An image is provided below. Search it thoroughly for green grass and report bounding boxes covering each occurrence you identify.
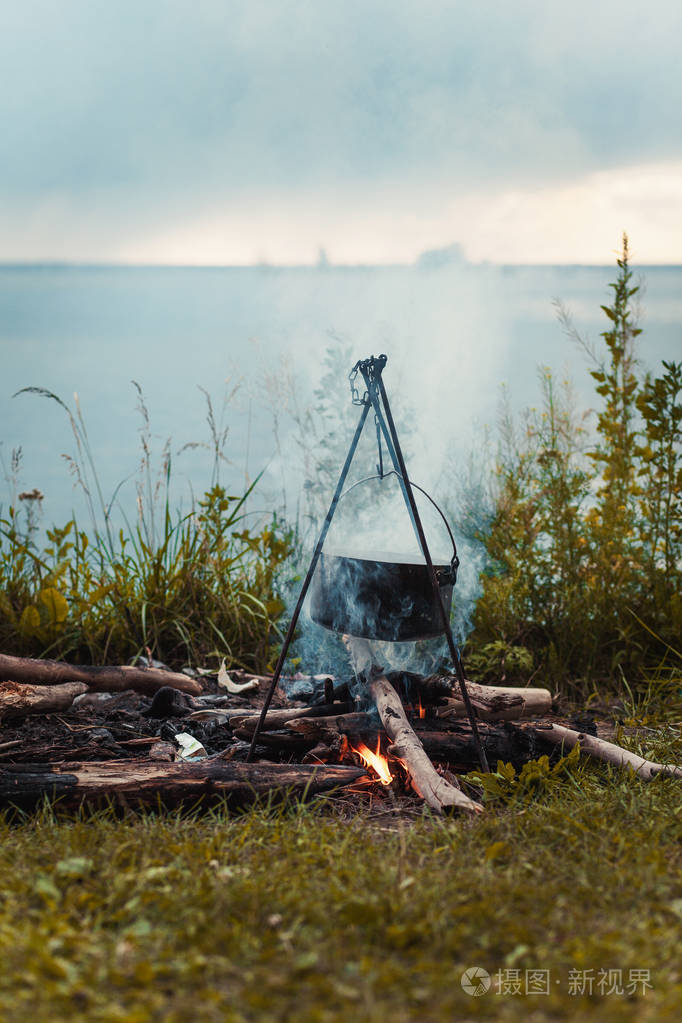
[1,740,680,1022]
[1,385,295,672]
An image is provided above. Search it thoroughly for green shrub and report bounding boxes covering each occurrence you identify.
[468,236,682,689]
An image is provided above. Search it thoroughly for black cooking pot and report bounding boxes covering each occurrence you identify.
[309,473,459,642]
[309,548,456,642]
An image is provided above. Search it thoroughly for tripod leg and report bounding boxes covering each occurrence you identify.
[247,400,371,760]
[375,376,490,773]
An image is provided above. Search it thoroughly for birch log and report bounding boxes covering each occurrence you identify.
[535,723,682,781]
[370,676,483,815]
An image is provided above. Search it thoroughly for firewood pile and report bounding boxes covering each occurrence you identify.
[0,651,679,815]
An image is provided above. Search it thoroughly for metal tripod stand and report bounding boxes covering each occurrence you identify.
[247,354,489,773]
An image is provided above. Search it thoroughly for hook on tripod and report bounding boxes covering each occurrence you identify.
[348,354,388,406]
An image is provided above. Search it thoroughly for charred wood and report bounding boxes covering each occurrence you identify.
[384,670,453,704]
[377,669,551,721]
[0,759,366,812]
[0,653,202,696]
[232,728,312,748]
[303,734,349,765]
[229,702,353,732]
[417,722,534,771]
[286,711,377,740]
[383,671,552,721]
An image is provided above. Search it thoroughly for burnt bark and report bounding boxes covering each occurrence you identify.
[229,702,353,732]
[0,759,366,812]
[416,722,533,771]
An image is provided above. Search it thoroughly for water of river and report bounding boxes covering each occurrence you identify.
[1,262,680,532]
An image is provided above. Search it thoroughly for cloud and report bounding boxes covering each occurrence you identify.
[120,158,682,265]
[3,159,680,265]
[1,1,681,262]
[460,162,682,264]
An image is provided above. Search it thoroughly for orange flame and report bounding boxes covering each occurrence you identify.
[418,694,425,719]
[352,738,393,786]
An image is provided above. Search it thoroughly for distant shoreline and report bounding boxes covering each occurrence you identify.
[1,261,681,272]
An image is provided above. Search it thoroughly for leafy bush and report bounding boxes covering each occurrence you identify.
[466,745,582,805]
[468,236,682,688]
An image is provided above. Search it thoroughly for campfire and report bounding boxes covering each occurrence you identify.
[1,354,680,812]
[1,648,679,814]
[244,353,499,813]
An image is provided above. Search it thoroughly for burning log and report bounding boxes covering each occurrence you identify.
[534,723,682,781]
[0,680,88,720]
[0,653,202,696]
[303,732,349,765]
[286,714,529,772]
[239,710,528,776]
[369,676,483,815]
[235,713,372,764]
[0,759,366,812]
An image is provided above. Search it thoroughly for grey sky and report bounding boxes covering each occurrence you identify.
[2,1,681,263]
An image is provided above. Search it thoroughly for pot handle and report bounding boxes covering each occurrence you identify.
[339,471,460,585]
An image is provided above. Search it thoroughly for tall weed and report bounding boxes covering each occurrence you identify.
[0,386,293,670]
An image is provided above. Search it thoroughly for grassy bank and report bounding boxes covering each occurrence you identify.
[1,384,294,672]
[1,725,680,1023]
